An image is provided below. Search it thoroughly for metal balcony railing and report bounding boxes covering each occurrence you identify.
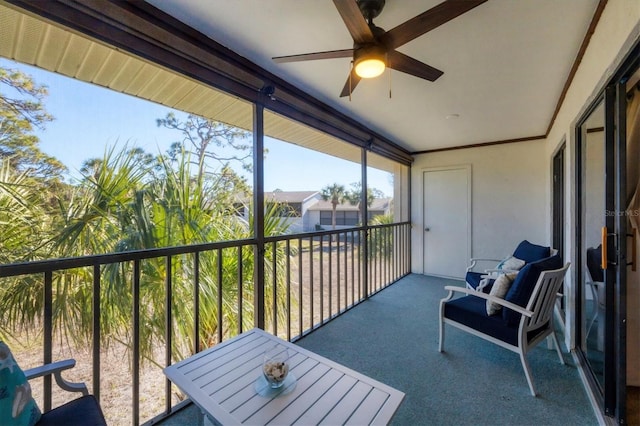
[0,222,410,425]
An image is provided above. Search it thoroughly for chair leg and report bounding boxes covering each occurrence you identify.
[438,305,445,352]
[550,331,565,365]
[586,283,599,337]
[548,298,565,350]
[519,350,537,396]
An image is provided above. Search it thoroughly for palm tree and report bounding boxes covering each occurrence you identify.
[320,183,346,232]
[0,145,292,362]
[0,159,53,340]
[344,182,385,225]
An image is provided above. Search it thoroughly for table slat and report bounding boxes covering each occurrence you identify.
[293,374,359,425]
[239,361,331,423]
[344,387,389,425]
[264,368,344,425]
[164,328,404,425]
[319,381,373,425]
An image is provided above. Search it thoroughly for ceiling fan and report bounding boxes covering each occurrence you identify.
[272,0,488,97]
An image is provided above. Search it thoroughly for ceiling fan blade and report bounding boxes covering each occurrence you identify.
[333,0,375,44]
[273,49,353,63]
[380,0,488,49]
[339,69,362,97]
[387,50,443,82]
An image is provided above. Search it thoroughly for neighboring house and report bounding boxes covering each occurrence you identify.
[234,191,392,232]
[307,197,392,230]
[264,191,321,233]
[367,198,392,222]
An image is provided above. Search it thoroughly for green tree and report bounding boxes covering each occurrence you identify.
[369,213,394,259]
[157,112,253,183]
[0,142,292,360]
[0,66,65,180]
[320,183,346,231]
[344,182,384,225]
[0,159,49,263]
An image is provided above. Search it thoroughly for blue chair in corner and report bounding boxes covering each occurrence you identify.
[25,359,107,426]
[465,240,553,292]
[440,254,570,396]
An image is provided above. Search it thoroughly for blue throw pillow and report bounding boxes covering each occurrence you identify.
[512,240,551,263]
[503,254,562,326]
[0,342,41,426]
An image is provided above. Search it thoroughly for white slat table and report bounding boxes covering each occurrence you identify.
[164,328,404,425]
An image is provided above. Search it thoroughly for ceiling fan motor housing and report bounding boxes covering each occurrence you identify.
[357,0,386,22]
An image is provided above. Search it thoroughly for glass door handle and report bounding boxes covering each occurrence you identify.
[601,227,608,269]
[629,228,637,272]
[601,226,620,269]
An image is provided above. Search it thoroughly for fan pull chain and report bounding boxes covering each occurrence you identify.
[387,53,392,99]
[349,61,353,102]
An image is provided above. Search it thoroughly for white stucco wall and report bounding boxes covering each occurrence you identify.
[411,140,548,274]
[541,0,640,379]
[410,0,640,386]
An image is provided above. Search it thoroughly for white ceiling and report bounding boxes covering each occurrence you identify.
[147,0,600,153]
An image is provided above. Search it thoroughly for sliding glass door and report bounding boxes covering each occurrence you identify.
[576,96,608,391]
[575,78,631,423]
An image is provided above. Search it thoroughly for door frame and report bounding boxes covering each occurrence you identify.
[421,165,472,277]
[552,141,566,331]
[573,40,639,423]
[552,141,566,262]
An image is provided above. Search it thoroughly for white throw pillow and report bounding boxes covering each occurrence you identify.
[496,256,525,271]
[486,273,518,315]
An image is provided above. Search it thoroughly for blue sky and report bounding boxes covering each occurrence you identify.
[1,59,392,196]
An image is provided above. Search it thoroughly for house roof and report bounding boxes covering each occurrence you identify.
[369,198,391,211]
[264,191,319,203]
[308,197,391,212]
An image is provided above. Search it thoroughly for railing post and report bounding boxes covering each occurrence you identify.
[272,242,278,336]
[285,240,291,341]
[165,255,172,414]
[194,252,200,353]
[361,147,369,298]
[43,271,52,412]
[237,247,243,335]
[253,102,265,330]
[132,260,140,426]
[217,249,223,343]
[92,264,101,401]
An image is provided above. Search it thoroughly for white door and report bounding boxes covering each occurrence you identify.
[423,167,470,278]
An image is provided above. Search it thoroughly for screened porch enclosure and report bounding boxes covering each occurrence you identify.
[0,1,413,424]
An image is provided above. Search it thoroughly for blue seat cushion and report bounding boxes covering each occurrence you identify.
[37,395,106,426]
[465,271,493,293]
[503,254,563,326]
[512,240,551,263]
[444,295,547,346]
[586,245,604,282]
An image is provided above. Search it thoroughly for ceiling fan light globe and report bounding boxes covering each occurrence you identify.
[355,57,385,78]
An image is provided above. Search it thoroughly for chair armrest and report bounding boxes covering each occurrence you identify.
[442,285,533,317]
[483,268,520,275]
[466,258,502,272]
[470,258,502,263]
[24,359,89,396]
